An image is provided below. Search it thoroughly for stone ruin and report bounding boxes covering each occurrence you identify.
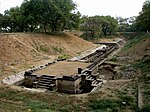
[2,39,124,94]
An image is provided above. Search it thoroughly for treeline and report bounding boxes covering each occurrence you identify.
[0,0,149,35]
[0,0,81,32]
[80,15,118,37]
[117,0,150,33]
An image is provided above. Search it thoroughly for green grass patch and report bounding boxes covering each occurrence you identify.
[59,104,81,112]
[133,59,150,74]
[0,89,29,102]
[90,96,137,112]
[90,99,122,112]
[57,54,70,61]
[119,95,134,106]
[133,58,150,105]
[40,45,49,52]
[26,100,51,112]
[52,46,64,53]
[122,33,148,51]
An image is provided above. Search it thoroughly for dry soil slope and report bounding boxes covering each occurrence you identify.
[0,32,95,66]
[118,34,150,62]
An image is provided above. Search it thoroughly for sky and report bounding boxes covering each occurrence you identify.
[0,0,146,18]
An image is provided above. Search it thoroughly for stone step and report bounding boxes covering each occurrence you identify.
[40,78,53,81]
[39,80,52,84]
[38,83,50,87]
[92,80,97,84]
[37,85,50,89]
[42,75,55,78]
[86,76,94,80]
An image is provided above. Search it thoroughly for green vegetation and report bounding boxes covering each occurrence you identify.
[26,100,51,112]
[109,55,117,62]
[117,1,150,32]
[0,0,80,32]
[40,45,49,52]
[0,87,85,112]
[80,15,118,38]
[0,0,149,34]
[90,99,121,112]
[135,0,150,32]
[141,104,150,112]
[133,59,150,73]
[57,54,70,61]
[52,46,64,53]
[133,59,150,106]
[122,33,148,51]
[90,96,136,112]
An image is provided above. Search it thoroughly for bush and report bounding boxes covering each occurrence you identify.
[40,45,49,52]
[109,56,117,62]
[57,54,70,61]
[52,46,64,53]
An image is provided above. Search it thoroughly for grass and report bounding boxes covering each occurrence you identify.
[89,95,136,112]
[140,104,150,112]
[132,59,150,108]
[89,82,138,112]
[122,33,148,51]
[57,54,70,61]
[133,59,150,73]
[0,87,86,112]
[40,45,49,52]
[52,46,64,53]
[26,100,51,112]
[90,99,122,112]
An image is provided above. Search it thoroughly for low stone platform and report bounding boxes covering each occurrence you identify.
[35,61,90,76]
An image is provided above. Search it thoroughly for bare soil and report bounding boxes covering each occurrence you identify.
[118,37,150,62]
[0,32,95,79]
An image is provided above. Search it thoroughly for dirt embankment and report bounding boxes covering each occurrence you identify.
[0,32,95,78]
[117,34,150,62]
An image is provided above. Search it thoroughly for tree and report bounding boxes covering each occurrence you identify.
[1,11,12,32]
[0,0,79,33]
[0,13,3,32]
[80,17,101,38]
[20,0,79,32]
[81,15,118,38]
[135,0,150,32]
[7,7,25,32]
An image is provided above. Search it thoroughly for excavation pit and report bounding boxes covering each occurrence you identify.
[2,40,124,94]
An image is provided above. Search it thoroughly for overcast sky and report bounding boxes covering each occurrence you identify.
[0,0,146,18]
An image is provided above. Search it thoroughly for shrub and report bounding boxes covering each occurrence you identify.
[57,54,70,61]
[52,46,64,53]
[40,45,49,52]
[109,56,117,62]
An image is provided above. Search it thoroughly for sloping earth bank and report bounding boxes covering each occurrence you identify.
[0,32,95,79]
